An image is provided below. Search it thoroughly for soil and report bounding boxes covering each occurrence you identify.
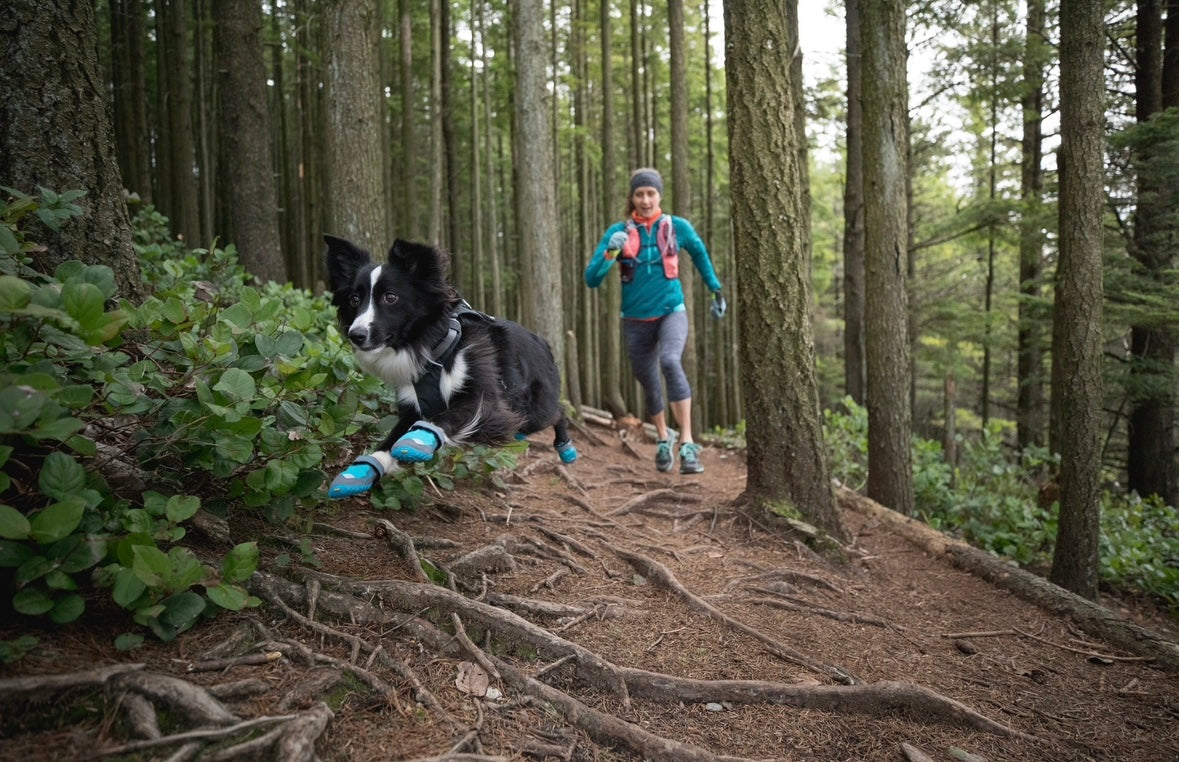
[2,420,1178,762]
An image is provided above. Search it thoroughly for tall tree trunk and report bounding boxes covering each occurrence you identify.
[599,0,628,419]
[980,4,1000,426]
[400,0,419,239]
[212,0,286,283]
[1049,0,1106,601]
[1126,0,1177,506]
[324,0,386,253]
[428,0,445,244]
[0,0,143,302]
[669,0,698,435]
[512,0,565,373]
[725,0,847,542]
[110,0,151,203]
[843,0,867,406]
[861,0,914,516]
[161,0,202,247]
[1017,0,1048,449]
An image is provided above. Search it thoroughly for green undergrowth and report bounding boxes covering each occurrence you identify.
[823,397,1179,614]
[0,189,521,655]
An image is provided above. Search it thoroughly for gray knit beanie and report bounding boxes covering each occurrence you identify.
[629,168,664,195]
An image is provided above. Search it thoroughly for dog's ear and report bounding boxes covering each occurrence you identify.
[324,235,371,292]
[388,239,445,279]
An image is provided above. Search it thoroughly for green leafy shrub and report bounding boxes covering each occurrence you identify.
[823,397,1178,612]
[0,191,527,643]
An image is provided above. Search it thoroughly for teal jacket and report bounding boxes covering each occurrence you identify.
[584,215,722,320]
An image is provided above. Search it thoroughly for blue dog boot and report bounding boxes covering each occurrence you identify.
[391,422,446,463]
[328,455,386,499]
[555,438,578,464]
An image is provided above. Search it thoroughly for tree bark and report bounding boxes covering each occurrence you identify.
[724,0,847,542]
[512,0,566,373]
[0,0,144,302]
[1017,0,1048,450]
[213,0,286,283]
[861,0,914,516]
[1049,0,1106,600]
[843,0,867,406]
[324,0,386,254]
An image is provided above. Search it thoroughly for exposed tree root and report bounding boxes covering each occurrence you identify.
[615,547,859,685]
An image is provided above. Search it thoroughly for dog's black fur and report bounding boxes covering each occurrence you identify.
[324,235,571,456]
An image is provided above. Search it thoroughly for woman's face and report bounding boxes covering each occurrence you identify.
[631,186,661,217]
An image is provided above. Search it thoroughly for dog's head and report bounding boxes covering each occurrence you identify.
[324,235,459,352]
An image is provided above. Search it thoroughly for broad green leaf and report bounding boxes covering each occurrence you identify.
[159,591,205,632]
[219,303,253,330]
[161,297,188,324]
[0,540,34,568]
[214,433,254,464]
[0,386,46,433]
[13,586,54,616]
[168,547,208,592]
[0,275,32,310]
[56,385,95,408]
[205,583,249,611]
[29,498,86,544]
[0,224,19,255]
[43,569,78,591]
[213,368,256,402]
[0,445,11,467]
[131,544,171,588]
[60,281,105,328]
[59,537,106,573]
[49,593,85,623]
[30,415,86,443]
[0,505,30,540]
[112,566,147,607]
[164,495,201,523]
[274,331,304,356]
[38,452,87,501]
[220,542,258,584]
[254,334,277,357]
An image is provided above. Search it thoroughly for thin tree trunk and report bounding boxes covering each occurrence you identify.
[600,0,627,419]
[512,0,565,373]
[1049,0,1106,600]
[400,0,419,239]
[843,0,867,405]
[669,0,697,436]
[1017,0,1047,449]
[213,0,286,283]
[861,0,914,516]
[324,0,386,253]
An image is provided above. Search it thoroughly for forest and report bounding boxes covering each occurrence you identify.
[1,0,1178,759]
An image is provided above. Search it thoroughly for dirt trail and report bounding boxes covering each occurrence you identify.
[2,423,1177,761]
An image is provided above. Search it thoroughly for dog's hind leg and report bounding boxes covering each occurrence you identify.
[552,414,577,463]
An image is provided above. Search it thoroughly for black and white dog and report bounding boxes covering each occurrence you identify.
[324,235,576,498]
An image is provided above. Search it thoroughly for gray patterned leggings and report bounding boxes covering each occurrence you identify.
[622,310,691,417]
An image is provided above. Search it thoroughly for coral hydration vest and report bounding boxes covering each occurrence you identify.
[619,215,679,280]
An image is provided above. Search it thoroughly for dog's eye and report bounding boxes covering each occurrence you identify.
[380,292,399,305]
[349,294,361,307]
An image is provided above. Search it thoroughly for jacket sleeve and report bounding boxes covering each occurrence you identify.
[674,217,723,293]
[585,224,625,288]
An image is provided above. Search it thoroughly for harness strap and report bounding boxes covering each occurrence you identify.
[414,301,492,419]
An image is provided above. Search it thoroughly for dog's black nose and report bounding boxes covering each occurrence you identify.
[347,327,369,347]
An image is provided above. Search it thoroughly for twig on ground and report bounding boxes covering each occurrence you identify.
[451,613,502,682]
[374,518,432,584]
[185,651,282,673]
[96,714,297,756]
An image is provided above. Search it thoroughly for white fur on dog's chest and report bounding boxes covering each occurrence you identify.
[354,346,470,413]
